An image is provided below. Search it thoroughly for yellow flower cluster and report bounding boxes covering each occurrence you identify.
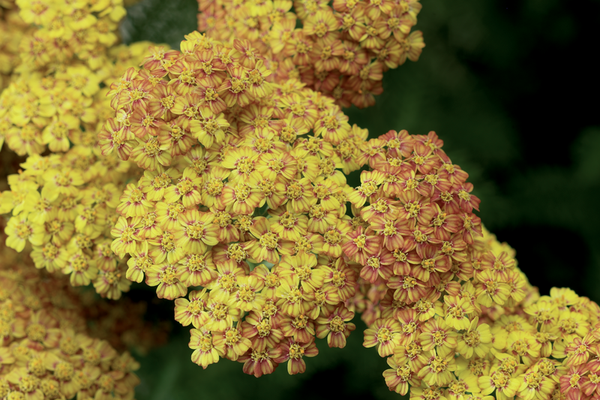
[0,0,153,157]
[103,32,370,374]
[339,130,524,319]
[338,124,600,400]
[0,240,139,400]
[0,42,162,299]
[0,146,136,299]
[15,0,126,72]
[359,227,600,400]
[1,2,598,398]
[1,61,117,156]
[0,1,168,299]
[102,30,600,393]
[197,0,425,108]
[0,1,29,91]
[0,50,154,157]
[325,120,585,400]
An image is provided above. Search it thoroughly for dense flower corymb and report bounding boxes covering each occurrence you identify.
[0,237,140,400]
[196,0,425,109]
[100,30,370,375]
[1,1,596,399]
[0,0,163,300]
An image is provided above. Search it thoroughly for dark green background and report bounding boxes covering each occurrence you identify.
[120,0,600,398]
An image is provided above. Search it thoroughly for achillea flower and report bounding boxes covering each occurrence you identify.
[281,178,317,213]
[562,334,594,367]
[0,18,576,393]
[444,295,475,331]
[357,247,394,283]
[581,360,600,397]
[62,250,98,286]
[280,312,315,343]
[190,328,220,369]
[164,168,203,207]
[4,216,44,252]
[342,226,379,264]
[0,244,139,399]
[241,314,284,352]
[274,338,319,375]
[479,370,521,400]
[245,216,284,264]
[198,0,424,108]
[221,179,265,216]
[384,354,421,395]
[456,317,492,359]
[125,241,154,282]
[387,274,428,304]
[213,324,252,361]
[180,251,219,287]
[175,289,210,329]
[275,276,313,318]
[364,318,402,357]
[239,347,282,378]
[93,265,132,300]
[278,252,327,292]
[315,305,355,348]
[269,209,309,242]
[175,209,219,254]
[517,369,556,400]
[145,262,188,300]
[203,291,241,331]
[419,318,458,353]
[321,218,351,258]
[418,348,457,386]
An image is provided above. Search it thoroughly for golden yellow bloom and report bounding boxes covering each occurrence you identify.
[0,242,139,400]
[0,4,592,394]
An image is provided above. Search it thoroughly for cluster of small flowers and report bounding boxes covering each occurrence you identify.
[2,3,596,399]
[0,0,168,299]
[103,32,371,375]
[197,0,425,108]
[353,215,600,400]
[0,147,136,299]
[14,0,126,72]
[0,43,156,157]
[338,127,595,398]
[0,238,140,400]
[0,1,29,91]
[0,58,122,156]
[387,281,600,400]
[343,130,523,323]
[0,0,154,157]
[103,32,600,393]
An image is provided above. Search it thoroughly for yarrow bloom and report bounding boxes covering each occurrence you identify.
[0,0,156,300]
[0,242,139,400]
[1,1,598,399]
[196,0,425,109]
[93,30,372,378]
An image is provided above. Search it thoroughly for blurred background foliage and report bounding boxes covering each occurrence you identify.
[119,0,600,398]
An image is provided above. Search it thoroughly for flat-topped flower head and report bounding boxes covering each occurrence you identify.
[0,12,586,390]
[0,245,140,398]
[364,318,402,357]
